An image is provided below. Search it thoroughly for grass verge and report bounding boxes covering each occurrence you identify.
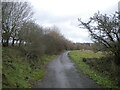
[68,50,119,89]
[2,47,56,88]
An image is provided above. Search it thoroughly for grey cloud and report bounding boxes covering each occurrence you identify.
[29,0,119,43]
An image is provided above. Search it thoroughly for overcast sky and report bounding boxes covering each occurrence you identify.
[28,0,120,43]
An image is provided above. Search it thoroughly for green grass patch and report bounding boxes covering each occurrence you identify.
[2,47,56,88]
[68,50,119,89]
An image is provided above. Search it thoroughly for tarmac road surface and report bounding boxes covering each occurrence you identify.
[34,51,101,88]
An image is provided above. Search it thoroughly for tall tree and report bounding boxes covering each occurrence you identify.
[2,1,33,46]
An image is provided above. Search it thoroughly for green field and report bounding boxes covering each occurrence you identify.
[68,50,119,88]
[2,47,56,88]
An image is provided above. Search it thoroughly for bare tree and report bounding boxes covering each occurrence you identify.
[42,26,74,54]
[78,12,120,65]
[2,1,33,46]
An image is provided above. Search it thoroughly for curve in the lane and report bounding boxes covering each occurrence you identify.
[34,51,101,88]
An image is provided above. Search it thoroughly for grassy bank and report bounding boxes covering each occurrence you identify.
[2,47,56,88]
[68,50,119,88]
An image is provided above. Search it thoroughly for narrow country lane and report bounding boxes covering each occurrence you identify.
[34,51,101,88]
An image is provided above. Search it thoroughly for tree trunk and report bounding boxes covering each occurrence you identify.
[19,40,22,47]
[3,39,9,47]
[12,38,15,46]
[2,40,8,47]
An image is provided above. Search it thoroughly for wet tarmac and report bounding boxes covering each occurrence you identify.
[34,51,101,88]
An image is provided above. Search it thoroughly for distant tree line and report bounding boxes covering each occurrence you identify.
[74,43,94,50]
[2,1,75,60]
